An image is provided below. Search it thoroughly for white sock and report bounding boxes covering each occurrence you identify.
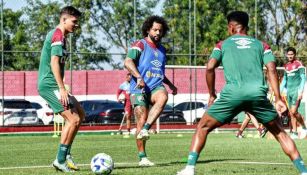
[186,165,195,169]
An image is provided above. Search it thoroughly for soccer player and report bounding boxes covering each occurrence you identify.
[236,112,267,138]
[117,73,132,134]
[280,47,307,139]
[177,11,307,175]
[37,6,85,172]
[124,15,177,166]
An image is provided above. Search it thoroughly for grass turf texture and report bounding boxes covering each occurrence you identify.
[0,132,306,175]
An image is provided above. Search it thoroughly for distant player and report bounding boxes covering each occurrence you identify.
[124,15,177,166]
[236,112,267,138]
[280,47,307,139]
[177,11,307,175]
[117,73,132,134]
[37,6,85,172]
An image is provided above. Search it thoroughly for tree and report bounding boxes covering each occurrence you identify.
[2,8,32,70]
[262,0,307,65]
[162,0,255,65]
[22,0,110,70]
[162,0,306,66]
[65,0,158,69]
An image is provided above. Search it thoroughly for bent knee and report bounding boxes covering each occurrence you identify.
[70,114,81,126]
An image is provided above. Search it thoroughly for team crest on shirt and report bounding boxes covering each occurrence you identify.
[137,95,144,102]
[151,59,162,67]
[235,39,252,49]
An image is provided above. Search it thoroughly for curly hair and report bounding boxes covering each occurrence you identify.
[227,11,249,29]
[142,16,169,38]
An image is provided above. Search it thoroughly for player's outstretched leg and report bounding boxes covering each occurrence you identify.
[264,118,307,174]
[177,114,222,175]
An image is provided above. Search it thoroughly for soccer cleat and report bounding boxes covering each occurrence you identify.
[290,133,299,140]
[260,128,268,138]
[176,167,195,175]
[52,159,74,172]
[137,129,150,140]
[299,129,307,139]
[66,154,79,171]
[236,133,244,139]
[138,157,155,166]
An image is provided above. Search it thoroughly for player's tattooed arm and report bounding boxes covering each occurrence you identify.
[124,58,145,88]
[124,58,141,78]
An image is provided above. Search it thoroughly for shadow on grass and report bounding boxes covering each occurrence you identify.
[114,158,244,170]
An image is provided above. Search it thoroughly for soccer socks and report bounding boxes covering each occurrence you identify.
[67,144,72,155]
[293,157,307,173]
[57,144,69,164]
[187,152,199,166]
[143,123,151,130]
[138,152,147,160]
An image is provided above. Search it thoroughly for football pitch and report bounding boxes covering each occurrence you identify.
[0,132,306,175]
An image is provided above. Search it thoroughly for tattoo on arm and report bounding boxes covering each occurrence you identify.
[124,58,141,78]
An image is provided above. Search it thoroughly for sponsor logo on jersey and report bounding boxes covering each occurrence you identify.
[146,71,164,79]
[137,95,144,102]
[235,38,252,49]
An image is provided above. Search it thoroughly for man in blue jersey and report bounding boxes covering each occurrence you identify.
[177,11,307,175]
[124,15,177,166]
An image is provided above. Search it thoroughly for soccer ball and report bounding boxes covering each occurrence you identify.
[90,153,114,175]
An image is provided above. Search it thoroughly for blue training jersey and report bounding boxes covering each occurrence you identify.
[126,38,166,94]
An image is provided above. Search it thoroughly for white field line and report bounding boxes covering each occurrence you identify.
[0,161,292,170]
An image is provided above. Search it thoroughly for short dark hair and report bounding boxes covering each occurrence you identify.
[227,11,249,28]
[286,47,296,55]
[60,6,81,18]
[142,16,169,38]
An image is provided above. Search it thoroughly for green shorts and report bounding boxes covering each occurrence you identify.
[207,97,277,124]
[38,88,65,114]
[287,89,300,107]
[130,86,166,108]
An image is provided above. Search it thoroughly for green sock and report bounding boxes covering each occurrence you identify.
[57,144,69,164]
[67,144,72,156]
[138,152,147,160]
[293,157,307,173]
[187,152,199,166]
[143,123,151,130]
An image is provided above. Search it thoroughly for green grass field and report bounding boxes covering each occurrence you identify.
[0,132,306,175]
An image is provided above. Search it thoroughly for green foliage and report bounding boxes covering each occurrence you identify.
[162,0,306,66]
[1,0,306,69]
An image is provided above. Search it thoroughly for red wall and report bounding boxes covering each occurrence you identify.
[0,69,225,96]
